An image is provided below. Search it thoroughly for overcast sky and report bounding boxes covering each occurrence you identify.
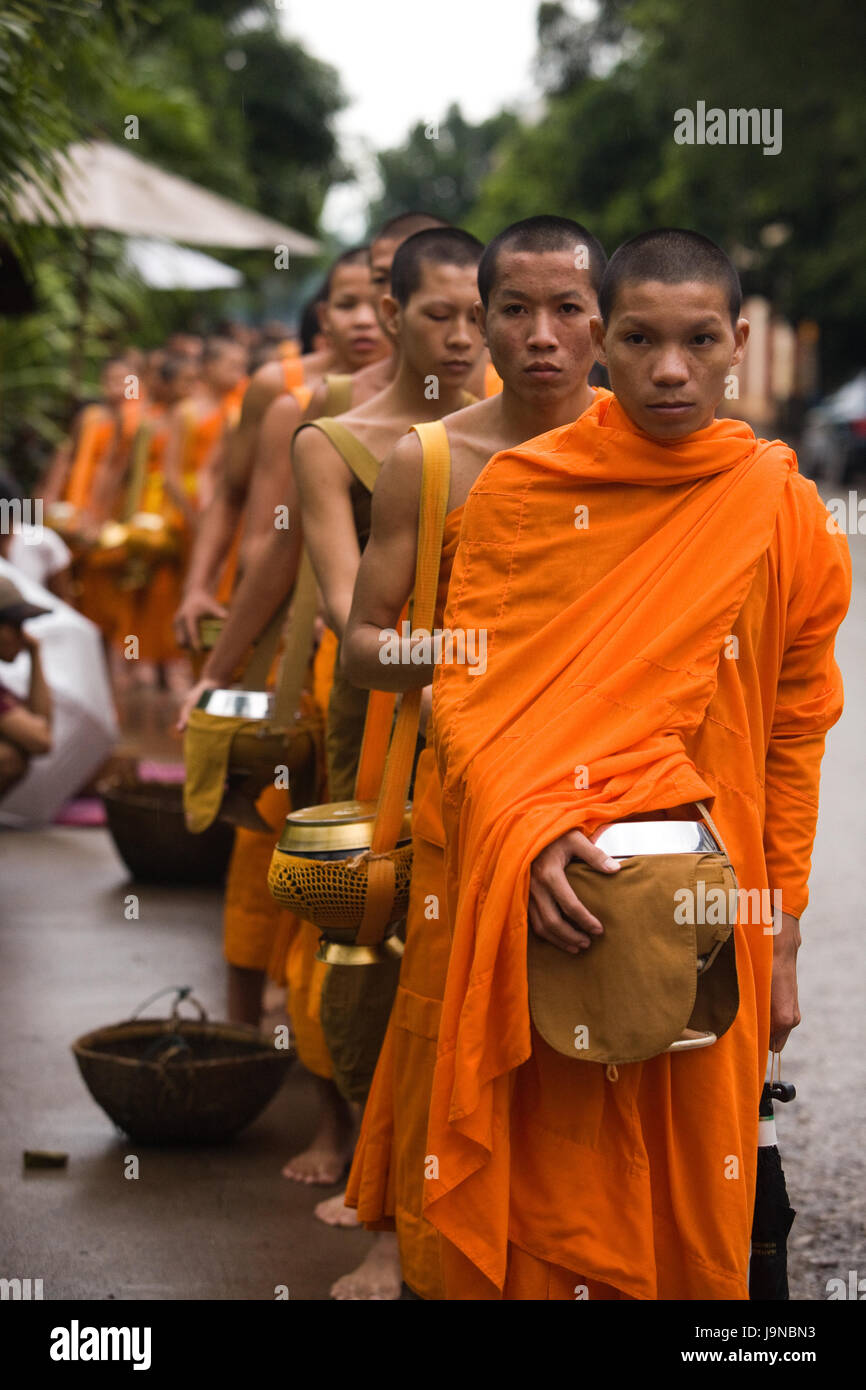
[276,0,563,236]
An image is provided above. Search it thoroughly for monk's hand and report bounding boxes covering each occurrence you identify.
[529,830,620,955]
[173,590,228,650]
[769,911,801,1052]
[176,677,218,732]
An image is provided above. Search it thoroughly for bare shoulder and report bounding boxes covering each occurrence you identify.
[371,432,424,532]
[444,397,510,501]
[263,391,301,430]
[377,430,424,498]
[292,420,351,486]
[241,360,285,421]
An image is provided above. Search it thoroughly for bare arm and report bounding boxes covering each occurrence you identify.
[174,366,287,646]
[291,426,362,641]
[176,396,304,726]
[0,635,52,754]
[341,432,425,690]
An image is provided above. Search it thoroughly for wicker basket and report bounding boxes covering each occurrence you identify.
[101,776,234,884]
[72,990,292,1144]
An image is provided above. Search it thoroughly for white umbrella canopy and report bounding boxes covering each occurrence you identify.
[14,139,320,253]
[124,236,244,290]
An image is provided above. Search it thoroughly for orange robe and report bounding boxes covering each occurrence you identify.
[122,406,185,664]
[425,394,850,1300]
[65,407,125,639]
[222,631,337,1082]
[345,511,463,1298]
[64,406,116,512]
[484,362,503,398]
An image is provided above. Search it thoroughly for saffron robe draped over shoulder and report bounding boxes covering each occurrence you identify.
[427,393,851,1299]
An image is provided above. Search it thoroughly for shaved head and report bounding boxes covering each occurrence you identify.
[478,216,607,308]
[373,211,449,246]
[599,228,742,327]
[324,245,371,298]
[390,228,483,308]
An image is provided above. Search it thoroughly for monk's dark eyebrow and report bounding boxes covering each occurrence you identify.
[618,313,725,329]
[497,287,588,302]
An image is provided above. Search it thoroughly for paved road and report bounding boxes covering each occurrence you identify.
[782,487,865,1301]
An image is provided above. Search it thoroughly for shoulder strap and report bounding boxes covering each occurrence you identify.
[298,418,381,493]
[322,373,353,417]
[121,420,154,521]
[354,419,451,946]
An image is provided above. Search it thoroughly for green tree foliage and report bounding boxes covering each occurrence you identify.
[367,103,519,233]
[471,0,866,385]
[0,0,345,476]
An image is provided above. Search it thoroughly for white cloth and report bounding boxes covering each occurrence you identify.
[7,527,71,585]
[0,558,117,828]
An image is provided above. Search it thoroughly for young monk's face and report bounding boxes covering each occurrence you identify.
[478,249,598,403]
[100,361,128,406]
[204,344,247,395]
[383,261,483,388]
[318,264,388,371]
[590,281,749,439]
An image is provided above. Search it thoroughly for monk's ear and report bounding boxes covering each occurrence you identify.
[315,299,330,334]
[589,315,607,365]
[474,300,488,343]
[380,294,401,343]
[730,317,749,369]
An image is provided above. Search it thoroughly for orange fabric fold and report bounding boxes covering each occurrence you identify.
[426,393,850,1298]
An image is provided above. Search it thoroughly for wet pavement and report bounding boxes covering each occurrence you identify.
[0,824,371,1301]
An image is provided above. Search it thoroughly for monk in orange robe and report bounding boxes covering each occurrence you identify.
[41,356,140,645]
[285,228,486,1299]
[173,249,389,651]
[424,229,850,1300]
[174,230,441,1033]
[342,216,609,1299]
[162,337,247,531]
[110,353,200,673]
[175,253,389,1033]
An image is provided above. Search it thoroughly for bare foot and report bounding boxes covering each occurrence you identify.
[314,1190,360,1227]
[282,1077,354,1185]
[281,1143,349,1186]
[330,1233,403,1300]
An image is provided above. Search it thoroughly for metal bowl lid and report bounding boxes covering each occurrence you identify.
[592,819,719,857]
[98,521,129,549]
[196,688,273,720]
[278,799,412,852]
[129,511,167,532]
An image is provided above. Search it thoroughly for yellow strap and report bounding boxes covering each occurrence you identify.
[121,420,153,522]
[354,419,451,945]
[297,418,381,493]
[353,598,409,802]
[240,596,291,691]
[322,374,353,417]
[272,547,319,726]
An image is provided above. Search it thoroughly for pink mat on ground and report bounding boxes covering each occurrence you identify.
[53,798,107,826]
[138,761,186,783]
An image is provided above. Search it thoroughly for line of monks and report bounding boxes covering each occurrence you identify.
[41,212,850,1301]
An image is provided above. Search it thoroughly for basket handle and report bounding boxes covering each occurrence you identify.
[129,986,208,1023]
